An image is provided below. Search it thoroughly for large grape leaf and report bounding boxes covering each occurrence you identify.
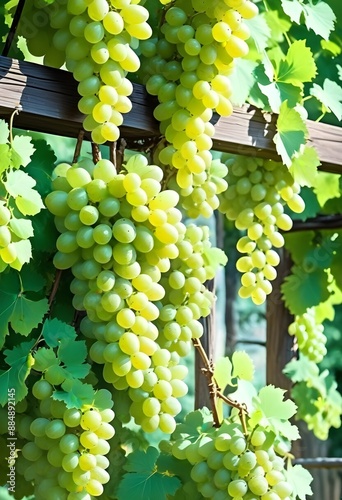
[281,0,335,40]
[0,269,48,347]
[53,379,95,409]
[250,385,299,441]
[283,355,320,384]
[0,340,35,406]
[264,9,291,42]
[259,81,302,114]
[117,447,181,500]
[229,59,258,107]
[276,40,317,87]
[310,79,342,120]
[289,146,320,187]
[273,101,308,166]
[285,464,313,499]
[171,408,213,441]
[10,239,32,271]
[93,389,114,411]
[4,170,44,216]
[11,135,35,169]
[42,318,76,347]
[245,13,271,52]
[58,339,90,379]
[281,266,330,315]
[232,351,255,381]
[25,139,56,197]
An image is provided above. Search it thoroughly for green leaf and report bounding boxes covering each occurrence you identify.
[259,81,302,114]
[303,0,336,40]
[285,464,313,500]
[289,146,319,187]
[288,187,320,221]
[310,79,342,120]
[11,135,35,169]
[232,351,255,381]
[10,240,32,271]
[0,144,11,175]
[245,13,271,52]
[117,447,181,500]
[284,231,315,265]
[281,266,329,315]
[203,247,227,272]
[229,59,259,107]
[0,270,48,346]
[276,40,317,87]
[42,318,76,348]
[0,120,9,143]
[313,172,340,206]
[253,385,299,441]
[264,10,291,43]
[26,140,56,197]
[281,0,303,23]
[321,39,341,57]
[281,266,330,315]
[273,101,308,166]
[171,408,213,441]
[53,379,95,409]
[213,356,233,391]
[4,170,44,216]
[58,339,90,379]
[0,340,35,406]
[33,347,59,372]
[283,355,320,384]
[9,218,34,239]
[93,389,114,411]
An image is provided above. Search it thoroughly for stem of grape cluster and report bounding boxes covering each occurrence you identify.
[192,338,249,434]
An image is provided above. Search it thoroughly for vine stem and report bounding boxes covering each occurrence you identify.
[192,338,249,433]
[116,138,127,171]
[9,106,22,145]
[110,141,117,168]
[73,130,85,163]
[91,143,101,164]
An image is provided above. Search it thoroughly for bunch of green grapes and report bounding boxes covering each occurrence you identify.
[16,379,115,500]
[219,156,305,305]
[172,421,294,500]
[62,0,151,144]
[288,308,327,363]
[141,0,258,217]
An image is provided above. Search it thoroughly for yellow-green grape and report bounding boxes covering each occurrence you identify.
[142,0,258,218]
[288,307,327,362]
[219,156,305,304]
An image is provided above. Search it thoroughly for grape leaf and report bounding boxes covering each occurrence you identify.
[303,0,336,40]
[33,347,59,372]
[9,218,34,239]
[0,340,35,406]
[117,447,181,500]
[53,379,95,409]
[31,209,59,253]
[93,389,114,411]
[321,39,341,57]
[0,144,11,175]
[273,101,308,166]
[232,351,255,381]
[229,379,258,414]
[0,120,9,143]
[26,140,56,197]
[281,266,330,315]
[11,135,35,169]
[285,464,313,500]
[229,59,258,107]
[42,318,76,348]
[213,356,233,391]
[4,170,44,216]
[58,339,90,379]
[265,9,291,42]
[284,231,315,265]
[281,0,335,40]
[245,13,271,52]
[276,40,316,87]
[289,146,320,187]
[252,385,299,441]
[283,355,320,384]
[310,79,342,120]
[281,0,303,23]
[259,81,302,114]
[10,239,32,271]
[313,172,341,206]
[203,247,227,271]
[0,270,48,346]
[171,408,213,441]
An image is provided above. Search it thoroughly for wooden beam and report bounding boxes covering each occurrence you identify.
[0,56,342,173]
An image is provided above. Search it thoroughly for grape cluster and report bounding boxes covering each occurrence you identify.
[172,422,294,500]
[219,156,305,305]
[18,0,151,144]
[288,308,327,363]
[16,379,115,500]
[0,203,17,266]
[46,153,220,433]
[140,0,258,217]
